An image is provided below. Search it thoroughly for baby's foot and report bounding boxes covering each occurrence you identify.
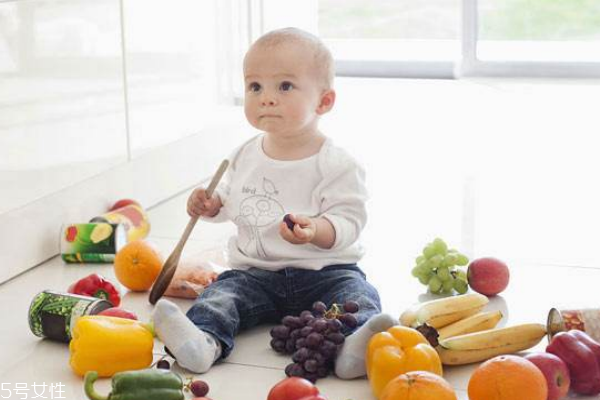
[152,299,221,373]
[334,313,397,379]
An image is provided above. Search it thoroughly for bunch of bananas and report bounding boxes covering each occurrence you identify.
[400,293,546,365]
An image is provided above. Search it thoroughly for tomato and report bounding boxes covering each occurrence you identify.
[267,377,320,400]
[109,199,140,211]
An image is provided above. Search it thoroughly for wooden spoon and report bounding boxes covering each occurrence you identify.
[149,159,229,305]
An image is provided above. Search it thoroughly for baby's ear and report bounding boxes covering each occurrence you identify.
[316,89,336,115]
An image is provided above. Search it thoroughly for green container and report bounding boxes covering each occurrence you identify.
[60,223,126,263]
[28,291,112,342]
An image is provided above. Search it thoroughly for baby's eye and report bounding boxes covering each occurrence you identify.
[279,81,294,91]
[248,82,261,92]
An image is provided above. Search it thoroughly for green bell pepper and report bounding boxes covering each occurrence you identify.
[84,369,184,400]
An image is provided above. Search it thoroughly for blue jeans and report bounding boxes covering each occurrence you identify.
[186,264,382,359]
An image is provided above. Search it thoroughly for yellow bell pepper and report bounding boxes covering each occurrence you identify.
[366,325,443,399]
[69,316,154,377]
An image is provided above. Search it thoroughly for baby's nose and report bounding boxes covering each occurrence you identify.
[260,92,277,106]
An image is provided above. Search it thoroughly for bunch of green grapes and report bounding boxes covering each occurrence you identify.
[411,238,470,294]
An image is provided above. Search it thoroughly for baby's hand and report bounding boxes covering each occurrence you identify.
[187,188,222,218]
[279,214,316,245]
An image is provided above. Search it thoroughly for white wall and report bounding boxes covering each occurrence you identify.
[0,0,245,283]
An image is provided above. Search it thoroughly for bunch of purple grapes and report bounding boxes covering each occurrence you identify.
[269,300,360,382]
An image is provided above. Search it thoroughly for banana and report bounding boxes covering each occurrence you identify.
[400,293,489,329]
[437,337,543,365]
[437,310,503,341]
[439,323,546,351]
[399,304,419,326]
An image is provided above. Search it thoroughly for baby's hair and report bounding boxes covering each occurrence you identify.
[251,27,335,89]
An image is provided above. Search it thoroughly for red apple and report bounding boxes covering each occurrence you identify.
[267,377,319,400]
[98,307,138,320]
[525,352,570,400]
[467,257,510,296]
[109,199,140,211]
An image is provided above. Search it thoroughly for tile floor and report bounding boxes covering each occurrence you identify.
[2,77,600,400]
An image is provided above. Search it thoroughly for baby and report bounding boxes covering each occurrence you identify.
[153,27,395,380]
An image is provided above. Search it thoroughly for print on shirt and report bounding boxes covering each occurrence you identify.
[234,177,284,258]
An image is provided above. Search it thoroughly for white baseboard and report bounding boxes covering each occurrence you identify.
[0,124,245,284]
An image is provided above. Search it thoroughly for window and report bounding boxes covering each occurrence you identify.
[319,0,461,62]
[478,0,600,62]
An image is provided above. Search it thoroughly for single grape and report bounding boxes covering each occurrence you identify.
[156,359,170,370]
[422,244,436,258]
[306,333,324,349]
[411,266,421,278]
[327,332,345,345]
[285,339,296,354]
[414,264,429,277]
[339,313,358,329]
[270,325,290,340]
[320,340,338,358]
[300,326,313,337]
[442,278,454,293]
[307,349,319,359]
[189,380,209,397]
[436,267,451,281]
[422,260,435,271]
[282,316,302,329]
[290,329,302,341]
[327,318,343,332]
[312,318,328,333]
[304,359,319,373]
[313,352,326,366]
[456,253,469,266]
[429,254,444,269]
[443,253,458,267]
[312,301,327,314]
[417,273,431,285]
[292,347,311,363]
[415,255,425,264]
[454,278,469,294]
[270,338,286,353]
[295,338,307,350]
[300,312,315,325]
[285,362,305,378]
[343,300,360,313]
[283,214,295,231]
[428,276,443,293]
[432,237,448,255]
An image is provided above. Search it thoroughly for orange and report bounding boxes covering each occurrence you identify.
[468,355,548,400]
[380,371,458,400]
[114,240,162,291]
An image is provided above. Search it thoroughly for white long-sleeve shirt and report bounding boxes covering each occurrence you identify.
[207,134,368,271]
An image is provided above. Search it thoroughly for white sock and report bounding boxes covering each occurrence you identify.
[334,313,397,379]
[152,299,221,373]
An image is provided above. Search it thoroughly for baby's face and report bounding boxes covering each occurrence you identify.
[243,42,326,138]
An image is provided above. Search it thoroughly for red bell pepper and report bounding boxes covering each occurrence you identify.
[68,273,121,307]
[547,330,600,395]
